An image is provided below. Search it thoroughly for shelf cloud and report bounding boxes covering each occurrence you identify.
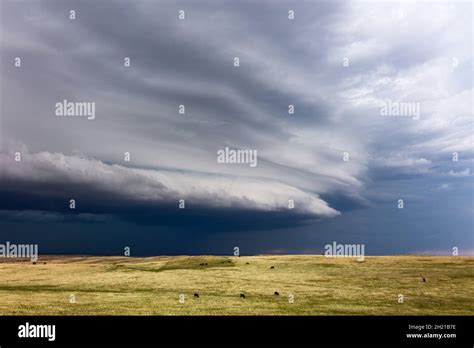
[0,0,472,254]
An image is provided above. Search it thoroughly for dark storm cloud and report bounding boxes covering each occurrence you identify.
[0,0,472,254]
[0,150,339,228]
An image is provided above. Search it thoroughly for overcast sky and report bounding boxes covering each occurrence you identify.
[0,0,472,255]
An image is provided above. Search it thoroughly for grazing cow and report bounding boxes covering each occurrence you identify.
[270,266,274,269]
[274,292,280,296]
[205,263,208,266]
[422,277,426,282]
[246,262,249,265]
[32,262,36,265]
[240,293,246,299]
[194,293,199,298]
[43,262,47,265]
[199,263,204,266]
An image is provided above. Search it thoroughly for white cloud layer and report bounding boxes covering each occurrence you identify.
[0,150,340,217]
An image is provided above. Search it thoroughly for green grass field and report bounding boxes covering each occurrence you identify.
[0,255,472,315]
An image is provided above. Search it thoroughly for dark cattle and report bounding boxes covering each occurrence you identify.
[32,262,36,265]
[43,262,46,265]
[422,277,426,282]
[205,263,208,266]
[246,262,249,265]
[274,292,280,296]
[199,263,204,266]
[270,266,274,269]
[194,293,199,298]
[240,293,246,299]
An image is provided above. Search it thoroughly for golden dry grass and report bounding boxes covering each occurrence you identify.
[0,255,472,315]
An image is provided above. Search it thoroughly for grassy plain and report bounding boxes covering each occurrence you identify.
[0,255,472,315]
